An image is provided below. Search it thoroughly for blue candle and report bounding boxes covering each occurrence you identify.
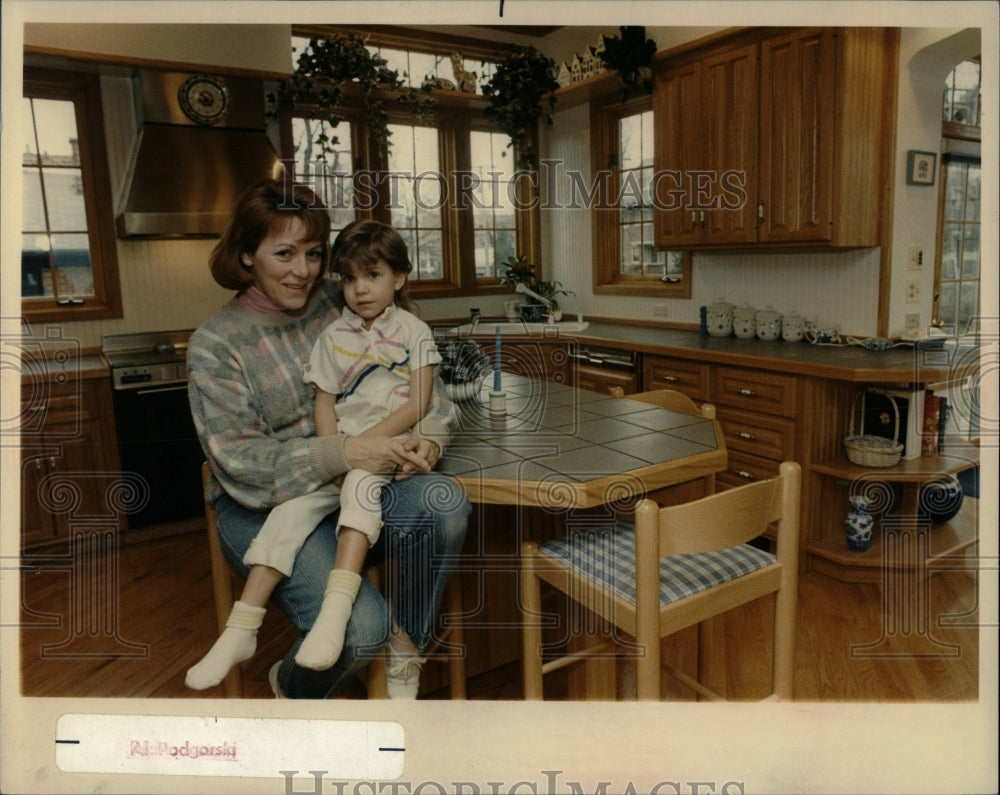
[493,327,502,391]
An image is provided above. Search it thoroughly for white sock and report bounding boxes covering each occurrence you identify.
[185,601,266,690]
[295,570,362,670]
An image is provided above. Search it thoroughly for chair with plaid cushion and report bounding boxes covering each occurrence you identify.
[520,460,800,701]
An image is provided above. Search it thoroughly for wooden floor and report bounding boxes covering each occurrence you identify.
[17,525,980,701]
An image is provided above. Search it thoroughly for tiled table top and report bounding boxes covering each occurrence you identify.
[437,375,726,508]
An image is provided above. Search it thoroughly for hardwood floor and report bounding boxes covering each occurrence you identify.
[17,526,980,701]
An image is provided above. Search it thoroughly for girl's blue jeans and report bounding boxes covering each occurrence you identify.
[214,471,471,698]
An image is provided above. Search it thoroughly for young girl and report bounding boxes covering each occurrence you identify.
[186,219,445,696]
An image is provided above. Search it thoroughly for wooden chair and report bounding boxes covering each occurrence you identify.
[520,460,801,701]
[202,462,466,698]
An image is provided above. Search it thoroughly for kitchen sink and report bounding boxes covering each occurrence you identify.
[452,320,589,336]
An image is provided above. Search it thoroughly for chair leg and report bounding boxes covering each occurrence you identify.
[443,574,467,700]
[364,567,389,699]
[520,556,544,700]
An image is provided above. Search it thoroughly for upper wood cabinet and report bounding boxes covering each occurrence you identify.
[654,43,758,246]
[654,27,897,249]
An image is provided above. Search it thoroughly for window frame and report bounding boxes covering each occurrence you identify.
[590,92,691,299]
[284,27,538,300]
[21,66,123,323]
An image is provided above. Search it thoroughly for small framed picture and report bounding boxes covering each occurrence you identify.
[906,150,937,185]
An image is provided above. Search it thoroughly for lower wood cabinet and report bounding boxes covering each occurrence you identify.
[20,377,123,549]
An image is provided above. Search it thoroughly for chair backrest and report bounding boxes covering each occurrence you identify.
[618,388,716,419]
[635,461,800,559]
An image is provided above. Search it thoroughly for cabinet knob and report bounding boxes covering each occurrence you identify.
[736,469,756,480]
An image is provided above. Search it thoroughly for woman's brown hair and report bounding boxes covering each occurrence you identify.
[330,219,417,313]
[209,179,332,291]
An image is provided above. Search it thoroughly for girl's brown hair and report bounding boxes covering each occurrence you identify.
[209,179,332,290]
[330,219,417,313]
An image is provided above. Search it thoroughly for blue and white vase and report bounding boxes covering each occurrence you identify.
[845,495,875,552]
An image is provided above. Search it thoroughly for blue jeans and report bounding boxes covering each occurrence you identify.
[214,472,470,698]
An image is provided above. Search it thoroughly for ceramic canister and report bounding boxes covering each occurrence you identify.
[732,306,757,339]
[706,302,735,337]
[755,309,783,341]
[782,314,805,342]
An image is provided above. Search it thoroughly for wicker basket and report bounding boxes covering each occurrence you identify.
[843,390,904,467]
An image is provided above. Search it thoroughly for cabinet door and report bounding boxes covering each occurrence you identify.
[758,28,835,243]
[701,43,759,245]
[576,365,638,396]
[21,452,55,547]
[653,60,702,246]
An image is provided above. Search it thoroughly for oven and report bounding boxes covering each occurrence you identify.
[102,330,205,529]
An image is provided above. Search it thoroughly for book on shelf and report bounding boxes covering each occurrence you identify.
[922,392,941,457]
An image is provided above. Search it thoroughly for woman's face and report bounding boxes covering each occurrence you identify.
[244,218,324,311]
[339,259,406,329]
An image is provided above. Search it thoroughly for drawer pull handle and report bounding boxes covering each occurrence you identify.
[736,431,757,440]
[737,387,758,397]
[736,470,756,480]
[661,375,680,383]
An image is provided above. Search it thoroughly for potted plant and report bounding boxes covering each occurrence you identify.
[481,46,560,169]
[598,26,657,103]
[497,255,573,321]
[266,32,436,161]
[436,338,492,400]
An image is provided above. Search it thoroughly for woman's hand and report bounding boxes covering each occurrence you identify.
[343,434,436,476]
[395,437,441,479]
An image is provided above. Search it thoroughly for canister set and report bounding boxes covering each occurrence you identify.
[705,302,806,342]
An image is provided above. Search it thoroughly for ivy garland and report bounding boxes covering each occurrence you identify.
[266,33,436,162]
[598,26,657,103]
[481,46,560,170]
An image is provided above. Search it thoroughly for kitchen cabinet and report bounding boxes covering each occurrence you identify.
[653,27,896,249]
[642,354,710,401]
[20,377,124,549]
[575,364,637,396]
[653,42,758,246]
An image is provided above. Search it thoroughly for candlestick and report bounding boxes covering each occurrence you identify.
[493,326,502,392]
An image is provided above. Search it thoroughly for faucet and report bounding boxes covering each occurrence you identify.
[514,282,553,309]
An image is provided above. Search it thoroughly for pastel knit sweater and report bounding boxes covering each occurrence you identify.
[188,279,455,510]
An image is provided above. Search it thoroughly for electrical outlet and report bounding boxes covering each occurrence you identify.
[906,279,922,303]
[908,246,924,270]
[653,303,669,318]
[905,313,921,330]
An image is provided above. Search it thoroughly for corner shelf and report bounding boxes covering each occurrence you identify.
[806,445,979,584]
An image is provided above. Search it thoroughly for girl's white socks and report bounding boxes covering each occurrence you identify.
[295,569,362,670]
[185,601,266,690]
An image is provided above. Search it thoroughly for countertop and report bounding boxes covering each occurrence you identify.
[500,322,965,384]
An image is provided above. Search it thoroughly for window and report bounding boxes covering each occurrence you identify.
[285,28,529,297]
[21,67,122,322]
[942,59,981,129]
[934,155,980,334]
[933,59,982,335]
[591,96,689,298]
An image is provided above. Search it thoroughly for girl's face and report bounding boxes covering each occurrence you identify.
[245,218,324,311]
[339,259,406,329]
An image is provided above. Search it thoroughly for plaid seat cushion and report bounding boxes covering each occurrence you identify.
[538,521,776,606]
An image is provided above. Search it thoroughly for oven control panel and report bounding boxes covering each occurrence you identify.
[112,362,187,390]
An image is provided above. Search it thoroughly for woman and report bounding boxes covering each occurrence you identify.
[187,178,470,698]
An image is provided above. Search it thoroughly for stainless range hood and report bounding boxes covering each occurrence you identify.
[116,69,281,238]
